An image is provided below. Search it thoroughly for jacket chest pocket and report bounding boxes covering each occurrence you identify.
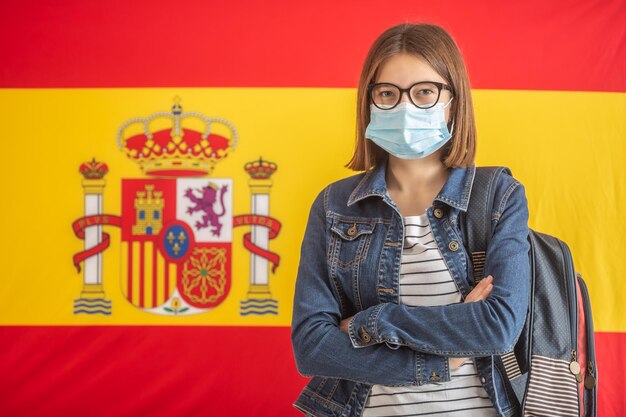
[328,218,376,270]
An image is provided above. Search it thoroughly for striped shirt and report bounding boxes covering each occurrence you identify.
[362,213,496,417]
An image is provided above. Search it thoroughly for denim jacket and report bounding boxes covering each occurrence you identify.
[291,158,530,417]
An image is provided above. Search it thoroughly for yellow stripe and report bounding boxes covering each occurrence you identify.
[143,242,154,309]
[169,263,177,299]
[131,241,141,308]
[120,242,128,299]
[0,88,623,330]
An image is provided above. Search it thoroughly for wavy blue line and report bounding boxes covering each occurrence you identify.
[243,298,278,303]
[239,305,278,310]
[75,298,112,304]
[74,310,112,315]
[240,304,278,310]
[73,303,112,308]
[240,310,278,316]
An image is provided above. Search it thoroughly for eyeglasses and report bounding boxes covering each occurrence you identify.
[368,82,453,110]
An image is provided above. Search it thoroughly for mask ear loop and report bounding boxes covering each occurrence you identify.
[423,96,454,113]
[444,97,455,135]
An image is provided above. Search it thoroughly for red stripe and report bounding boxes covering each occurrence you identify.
[139,242,145,308]
[0,326,307,417]
[127,242,133,301]
[595,332,626,417]
[576,280,587,413]
[0,327,622,416]
[1,1,624,91]
[165,262,170,300]
[152,245,157,307]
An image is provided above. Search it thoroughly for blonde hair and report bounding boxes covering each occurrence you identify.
[346,23,477,171]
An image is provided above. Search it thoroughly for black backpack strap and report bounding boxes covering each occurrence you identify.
[461,166,525,395]
[460,166,511,283]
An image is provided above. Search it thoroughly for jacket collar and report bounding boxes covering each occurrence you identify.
[347,157,476,212]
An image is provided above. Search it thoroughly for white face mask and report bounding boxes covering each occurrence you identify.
[365,98,453,159]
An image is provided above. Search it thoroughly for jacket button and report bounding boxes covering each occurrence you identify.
[449,241,459,251]
[480,377,486,384]
[430,372,441,382]
[347,224,357,237]
[359,325,371,343]
[433,208,444,219]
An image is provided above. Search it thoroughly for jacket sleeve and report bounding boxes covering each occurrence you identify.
[291,187,451,385]
[348,179,531,356]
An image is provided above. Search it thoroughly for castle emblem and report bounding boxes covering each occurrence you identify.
[71,98,281,316]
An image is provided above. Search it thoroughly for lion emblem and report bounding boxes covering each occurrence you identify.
[184,182,228,236]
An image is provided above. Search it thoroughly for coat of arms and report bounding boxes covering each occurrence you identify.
[71,98,281,317]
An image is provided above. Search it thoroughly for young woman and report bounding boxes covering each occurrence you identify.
[291,23,530,417]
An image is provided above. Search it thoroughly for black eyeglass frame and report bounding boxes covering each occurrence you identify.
[368,81,453,110]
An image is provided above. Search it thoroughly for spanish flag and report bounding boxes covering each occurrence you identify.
[1,1,624,416]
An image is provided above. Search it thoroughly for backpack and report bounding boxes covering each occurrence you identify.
[461,167,598,417]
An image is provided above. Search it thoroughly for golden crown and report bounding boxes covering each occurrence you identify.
[80,158,109,179]
[244,157,278,179]
[117,97,238,177]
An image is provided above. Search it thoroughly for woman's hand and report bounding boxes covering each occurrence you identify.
[464,275,494,303]
[339,317,352,334]
[450,275,494,369]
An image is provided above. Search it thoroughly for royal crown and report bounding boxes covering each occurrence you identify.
[80,158,109,179]
[244,157,278,179]
[117,97,238,177]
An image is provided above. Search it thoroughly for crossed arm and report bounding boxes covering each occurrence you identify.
[338,275,495,369]
[291,181,529,385]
